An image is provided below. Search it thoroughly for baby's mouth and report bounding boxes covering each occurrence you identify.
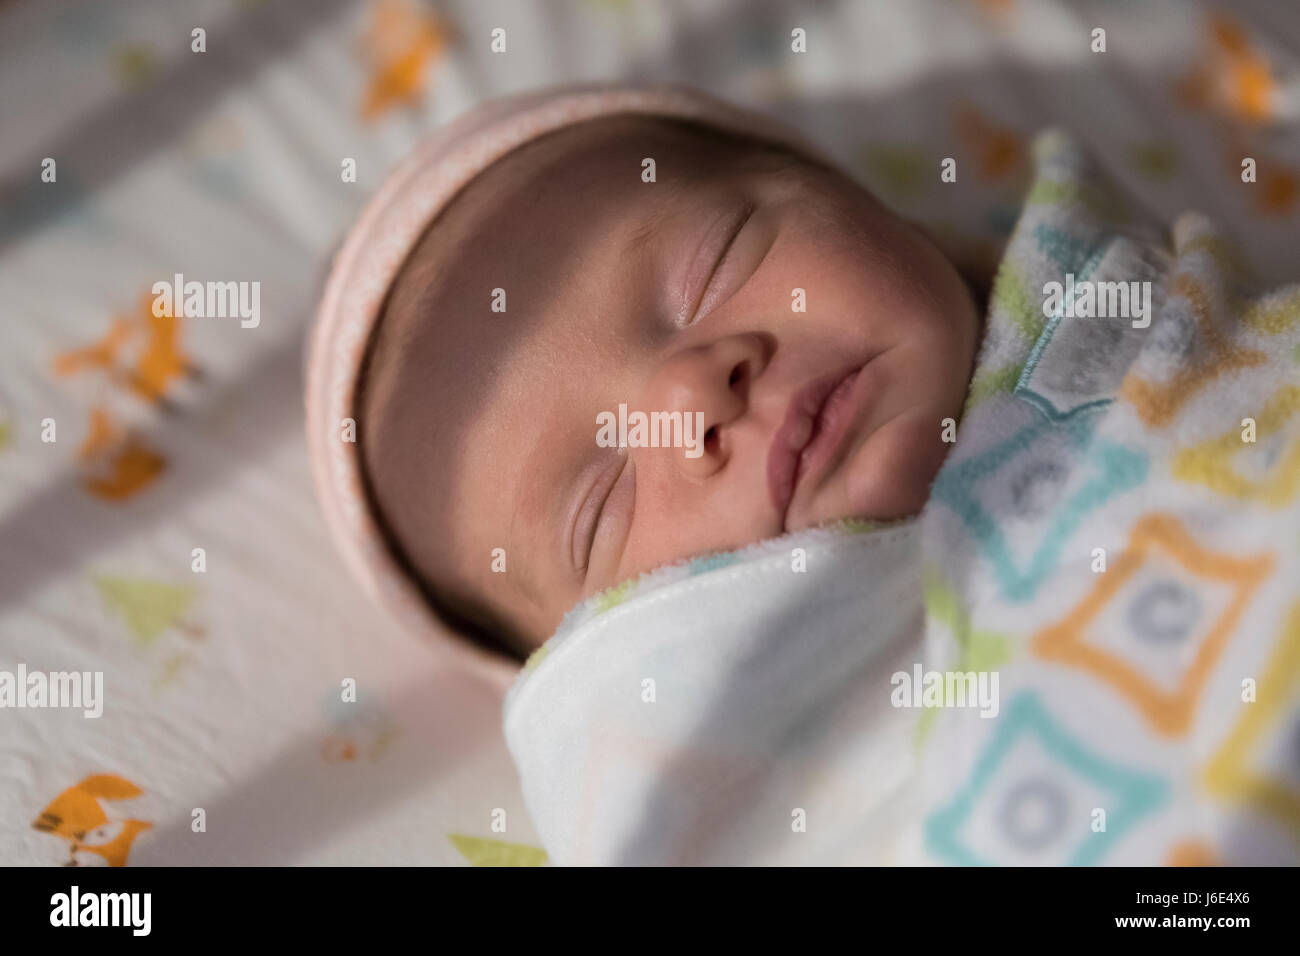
[766,363,865,531]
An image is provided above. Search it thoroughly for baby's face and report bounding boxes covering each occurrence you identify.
[363,115,980,652]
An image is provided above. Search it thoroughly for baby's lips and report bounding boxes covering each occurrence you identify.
[767,364,863,529]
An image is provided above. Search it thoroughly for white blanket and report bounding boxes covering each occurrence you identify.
[504,521,922,866]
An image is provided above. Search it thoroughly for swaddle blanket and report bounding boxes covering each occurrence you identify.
[504,520,923,866]
[906,129,1300,866]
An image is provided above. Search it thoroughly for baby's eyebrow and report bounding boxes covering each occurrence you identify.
[623,185,685,257]
[624,212,664,256]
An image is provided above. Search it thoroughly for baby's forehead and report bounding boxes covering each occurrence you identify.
[391,113,814,328]
[375,114,798,405]
[416,116,769,260]
[501,112,779,194]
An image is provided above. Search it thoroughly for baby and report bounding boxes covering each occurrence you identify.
[348,94,983,661]
[312,84,1300,865]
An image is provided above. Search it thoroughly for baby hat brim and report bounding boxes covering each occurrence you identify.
[305,81,835,684]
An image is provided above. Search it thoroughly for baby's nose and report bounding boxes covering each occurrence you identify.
[640,333,768,478]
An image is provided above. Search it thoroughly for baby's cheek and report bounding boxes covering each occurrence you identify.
[844,410,953,519]
[618,463,776,582]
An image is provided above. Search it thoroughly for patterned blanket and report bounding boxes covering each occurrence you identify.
[909,129,1300,866]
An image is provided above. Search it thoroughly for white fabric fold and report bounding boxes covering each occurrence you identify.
[504,520,923,865]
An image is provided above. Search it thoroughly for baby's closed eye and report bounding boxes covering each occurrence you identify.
[677,199,757,329]
[570,452,634,576]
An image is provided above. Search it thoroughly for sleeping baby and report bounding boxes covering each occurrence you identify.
[308,83,1300,865]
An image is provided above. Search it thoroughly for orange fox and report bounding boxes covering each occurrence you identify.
[32,774,152,867]
[53,292,194,405]
[76,406,166,502]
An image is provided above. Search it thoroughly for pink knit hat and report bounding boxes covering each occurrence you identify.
[305,81,835,687]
